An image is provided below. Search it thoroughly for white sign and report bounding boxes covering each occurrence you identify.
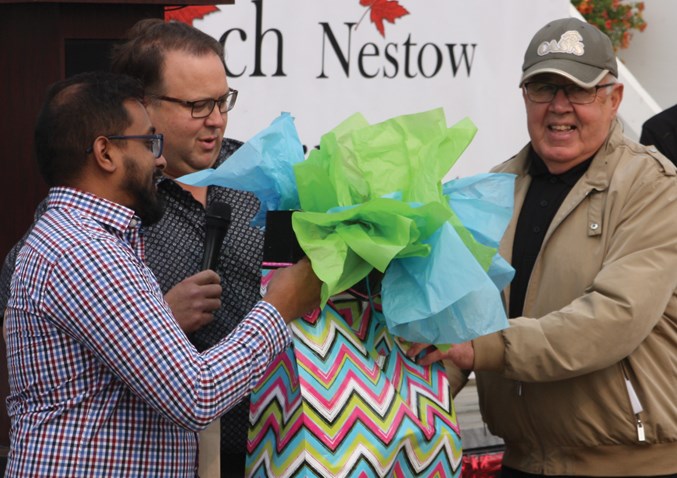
[195,0,570,178]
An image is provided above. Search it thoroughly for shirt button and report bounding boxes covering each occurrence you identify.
[130,219,138,228]
[590,223,599,230]
[533,226,541,233]
[540,200,548,207]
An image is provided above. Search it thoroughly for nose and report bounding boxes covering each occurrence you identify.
[155,153,167,171]
[204,104,226,128]
[549,87,573,111]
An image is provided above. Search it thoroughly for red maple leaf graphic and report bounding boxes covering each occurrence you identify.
[164,5,219,26]
[359,0,409,37]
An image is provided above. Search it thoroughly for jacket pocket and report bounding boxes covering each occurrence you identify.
[621,361,647,443]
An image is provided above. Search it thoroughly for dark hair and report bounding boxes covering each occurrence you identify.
[110,18,225,93]
[34,71,144,186]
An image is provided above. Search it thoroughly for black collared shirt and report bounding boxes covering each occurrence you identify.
[509,148,592,318]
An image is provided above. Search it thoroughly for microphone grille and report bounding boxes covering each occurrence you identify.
[206,201,231,229]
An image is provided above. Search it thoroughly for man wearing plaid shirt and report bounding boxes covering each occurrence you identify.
[3,71,320,478]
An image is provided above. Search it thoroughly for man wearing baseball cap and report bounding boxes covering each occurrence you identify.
[411,17,677,477]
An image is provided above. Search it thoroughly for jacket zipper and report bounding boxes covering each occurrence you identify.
[622,366,646,442]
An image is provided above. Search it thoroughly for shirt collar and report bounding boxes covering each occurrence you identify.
[528,147,593,186]
[47,186,140,235]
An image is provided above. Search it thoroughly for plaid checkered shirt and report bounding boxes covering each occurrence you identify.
[4,187,291,477]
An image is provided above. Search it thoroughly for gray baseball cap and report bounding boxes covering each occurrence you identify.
[520,17,617,88]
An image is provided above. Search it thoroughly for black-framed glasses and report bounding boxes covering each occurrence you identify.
[86,134,164,158]
[523,82,616,105]
[151,89,238,118]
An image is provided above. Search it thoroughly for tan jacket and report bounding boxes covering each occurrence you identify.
[472,120,677,475]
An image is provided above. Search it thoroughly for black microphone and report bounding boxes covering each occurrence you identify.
[202,202,232,271]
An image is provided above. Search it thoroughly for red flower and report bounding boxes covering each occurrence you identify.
[621,30,631,49]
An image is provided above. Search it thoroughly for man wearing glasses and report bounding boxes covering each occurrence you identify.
[4,71,321,478]
[0,18,278,478]
[411,18,677,477]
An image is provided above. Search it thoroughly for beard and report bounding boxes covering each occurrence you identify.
[122,157,166,226]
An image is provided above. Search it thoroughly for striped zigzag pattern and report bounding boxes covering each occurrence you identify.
[246,286,462,477]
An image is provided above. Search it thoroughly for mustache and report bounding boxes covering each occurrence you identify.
[153,169,164,184]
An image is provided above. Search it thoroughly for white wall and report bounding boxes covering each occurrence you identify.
[196,0,570,179]
[195,1,666,165]
[618,0,677,111]
[568,4,665,142]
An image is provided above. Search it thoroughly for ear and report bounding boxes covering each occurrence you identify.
[90,136,118,174]
[521,86,529,105]
[609,83,624,114]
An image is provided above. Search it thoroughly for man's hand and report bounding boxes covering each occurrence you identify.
[263,257,322,323]
[164,270,222,333]
[406,341,475,370]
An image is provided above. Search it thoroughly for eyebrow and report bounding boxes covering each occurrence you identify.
[162,90,231,102]
[194,91,230,102]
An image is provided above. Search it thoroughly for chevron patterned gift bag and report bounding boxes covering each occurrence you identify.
[246,272,462,478]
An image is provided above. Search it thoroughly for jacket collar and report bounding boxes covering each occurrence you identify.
[498,118,623,267]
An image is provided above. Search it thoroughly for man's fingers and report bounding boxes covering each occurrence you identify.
[190,269,221,285]
[406,342,431,358]
[199,284,222,300]
[417,349,444,367]
[198,311,216,327]
[202,297,221,313]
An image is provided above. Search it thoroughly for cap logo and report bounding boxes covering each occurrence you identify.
[537,30,584,57]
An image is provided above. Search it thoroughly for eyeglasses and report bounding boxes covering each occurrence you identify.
[523,82,616,105]
[86,134,164,158]
[151,89,238,118]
